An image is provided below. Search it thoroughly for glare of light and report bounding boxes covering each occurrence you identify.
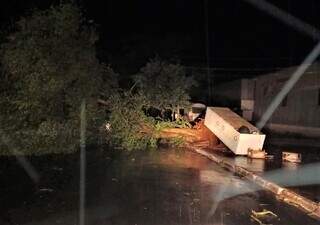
[79,99,87,225]
[263,162,320,187]
[0,130,40,183]
[256,41,320,129]
[243,0,320,41]
[206,162,320,219]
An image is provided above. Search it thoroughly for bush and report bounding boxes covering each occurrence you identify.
[134,58,196,116]
[0,3,117,155]
[104,58,196,151]
[106,92,158,151]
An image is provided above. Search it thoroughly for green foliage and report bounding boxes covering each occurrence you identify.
[167,136,185,147]
[154,118,191,131]
[105,58,196,151]
[106,90,192,151]
[0,4,117,155]
[0,5,195,154]
[134,58,196,113]
[106,91,158,151]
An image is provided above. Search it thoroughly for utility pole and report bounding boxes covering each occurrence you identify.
[204,0,213,105]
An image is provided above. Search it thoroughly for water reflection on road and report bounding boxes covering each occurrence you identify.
[2,148,319,225]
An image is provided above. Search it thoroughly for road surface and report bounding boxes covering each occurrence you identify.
[0,148,318,225]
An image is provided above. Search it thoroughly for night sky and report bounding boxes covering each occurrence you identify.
[1,0,320,76]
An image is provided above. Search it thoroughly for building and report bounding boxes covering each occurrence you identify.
[213,64,320,137]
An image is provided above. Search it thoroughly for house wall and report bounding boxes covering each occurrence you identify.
[240,79,255,121]
[212,64,320,137]
[253,64,320,136]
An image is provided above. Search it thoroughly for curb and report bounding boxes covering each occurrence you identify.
[192,147,320,220]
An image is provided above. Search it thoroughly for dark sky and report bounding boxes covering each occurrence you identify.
[1,0,320,74]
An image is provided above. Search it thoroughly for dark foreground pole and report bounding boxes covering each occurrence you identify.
[79,100,86,225]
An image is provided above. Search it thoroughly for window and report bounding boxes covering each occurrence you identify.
[263,86,267,95]
[281,95,288,107]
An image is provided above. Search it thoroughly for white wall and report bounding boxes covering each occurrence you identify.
[253,64,320,136]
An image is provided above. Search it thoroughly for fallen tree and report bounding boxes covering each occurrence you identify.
[104,59,197,151]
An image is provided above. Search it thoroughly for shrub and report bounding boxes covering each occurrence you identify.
[0,3,117,155]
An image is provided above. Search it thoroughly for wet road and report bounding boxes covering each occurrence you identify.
[209,142,320,202]
[0,148,319,225]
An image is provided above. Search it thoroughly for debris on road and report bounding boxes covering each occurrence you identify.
[282,152,302,163]
[250,209,278,225]
[248,149,267,159]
